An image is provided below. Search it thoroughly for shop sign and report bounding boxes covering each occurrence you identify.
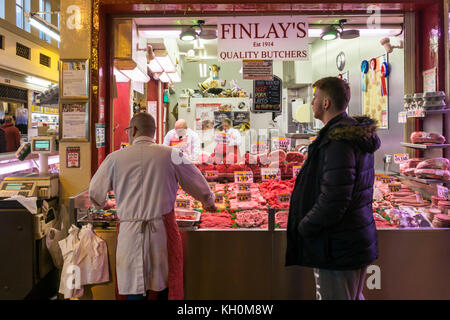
[176,199,191,208]
[397,111,407,124]
[32,105,44,113]
[250,142,268,154]
[293,166,302,178]
[237,192,251,202]
[261,168,281,181]
[44,107,59,115]
[394,153,409,164]
[218,16,309,62]
[234,171,253,183]
[388,183,402,193]
[215,193,224,203]
[278,194,291,203]
[437,185,449,200]
[66,146,80,168]
[237,183,251,191]
[271,137,291,151]
[243,60,273,80]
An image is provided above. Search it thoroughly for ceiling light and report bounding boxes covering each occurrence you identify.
[26,76,53,87]
[114,68,129,82]
[321,25,339,41]
[27,13,60,42]
[193,39,205,50]
[179,27,198,41]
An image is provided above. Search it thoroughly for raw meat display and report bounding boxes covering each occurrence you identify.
[257,153,270,165]
[286,162,303,175]
[275,211,288,229]
[403,168,416,176]
[259,179,295,209]
[229,198,266,210]
[197,152,213,164]
[268,150,287,163]
[244,153,258,165]
[234,210,268,228]
[199,211,233,229]
[414,168,450,180]
[410,131,446,144]
[285,152,305,163]
[406,158,423,168]
[416,158,449,170]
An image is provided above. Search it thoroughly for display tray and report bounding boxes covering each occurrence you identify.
[406,108,450,118]
[399,174,449,184]
[401,142,450,149]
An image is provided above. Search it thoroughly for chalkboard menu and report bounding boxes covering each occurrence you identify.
[252,76,282,112]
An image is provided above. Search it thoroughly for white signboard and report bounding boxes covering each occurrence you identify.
[218,16,309,62]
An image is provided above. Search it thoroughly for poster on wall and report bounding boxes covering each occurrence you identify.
[95,123,106,148]
[66,147,80,168]
[362,55,389,129]
[60,60,89,99]
[61,102,89,141]
[214,111,232,131]
[233,111,250,133]
[423,68,436,93]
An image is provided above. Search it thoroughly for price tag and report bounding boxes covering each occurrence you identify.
[214,193,224,203]
[398,111,407,124]
[271,137,291,151]
[381,176,394,184]
[293,166,302,178]
[204,171,219,179]
[176,199,191,208]
[278,194,291,203]
[234,171,254,183]
[261,168,281,181]
[437,185,449,200]
[388,183,402,192]
[394,153,409,164]
[208,182,216,191]
[250,142,268,154]
[415,192,424,204]
[237,192,251,202]
[237,183,251,191]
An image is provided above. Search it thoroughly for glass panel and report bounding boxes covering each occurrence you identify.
[16,5,23,29]
[24,0,30,32]
[0,0,5,20]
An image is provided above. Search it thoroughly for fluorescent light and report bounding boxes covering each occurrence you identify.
[29,14,60,42]
[148,59,163,73]
[180,27,198,41]
[114,68,129,82]
[193,39,205,50]
[139,30,182,38]
[167,72,181,83]
[26,76,52,87]
[203,63,207,77]
[120,67,150,83]
[155,55,176,73]
[159,72,171,83]
[359,29,400,37]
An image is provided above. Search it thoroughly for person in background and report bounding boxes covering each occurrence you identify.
[286,77,380,300]
[163,119,201,161]
[0,128,7,153]
[214,118,242,163]
[89,113,216,300]
[2,115,20,152]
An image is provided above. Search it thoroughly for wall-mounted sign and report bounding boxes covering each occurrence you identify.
[243,60,273,80]
[253,76,282,112]
[95,123,106,148]
[66,146,80,168]
[60,59,89,99]
[423,68,436,93]
[61,102,89,141]
[218,16,309,61]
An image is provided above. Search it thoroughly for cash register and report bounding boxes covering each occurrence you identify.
[0,135,59,299]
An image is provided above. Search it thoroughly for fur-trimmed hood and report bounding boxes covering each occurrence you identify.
[328,115,381,154]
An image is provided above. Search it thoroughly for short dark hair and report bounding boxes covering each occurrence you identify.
[222,118,232,125]
[313,77,350,111]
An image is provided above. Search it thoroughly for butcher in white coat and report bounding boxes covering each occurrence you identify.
[89,113,216,300]
[163,119,201,162]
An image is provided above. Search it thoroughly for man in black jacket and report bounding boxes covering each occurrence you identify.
[286,77,380,300]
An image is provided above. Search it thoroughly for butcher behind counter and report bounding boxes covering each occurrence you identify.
[89,112,216,300]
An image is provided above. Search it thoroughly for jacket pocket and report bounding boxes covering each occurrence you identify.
[301,234,331,265]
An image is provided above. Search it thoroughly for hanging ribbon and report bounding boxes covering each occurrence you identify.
[380,62,389,96]
[369,58,377,84]
[361,60,369,92]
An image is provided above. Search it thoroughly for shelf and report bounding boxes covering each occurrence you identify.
[401,142,450,149]
[398,174,449,185]
[406,108,450,118]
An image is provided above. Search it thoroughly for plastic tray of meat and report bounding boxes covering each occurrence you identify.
[231,209,269,229]
[175,209,201,228]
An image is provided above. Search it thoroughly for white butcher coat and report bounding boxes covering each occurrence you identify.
[89,136,214,295]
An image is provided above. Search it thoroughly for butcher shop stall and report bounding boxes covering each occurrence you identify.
[54,7,450,301]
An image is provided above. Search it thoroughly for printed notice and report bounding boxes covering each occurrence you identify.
[62,103,87,140]
[66,147,80,168]
[243,60,273,80]
[62,61,88,98]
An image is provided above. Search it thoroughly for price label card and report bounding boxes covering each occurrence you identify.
[234,171,254,183]
[437,185,449,200]
[388,183,402,192]
[381,176,395,184]
[278,194,291,203]
[293,166,302,178]
[271,137,291,151]
[398,111,407,123]
[250,142,268,154]
[208,182,216,191]
[176,199,191,208]
[237,192,251,202]
[214,193,224,203]
[261,168,281,181]
[394,153,409,164]
[204,171,219,179]
[237,183,251,191]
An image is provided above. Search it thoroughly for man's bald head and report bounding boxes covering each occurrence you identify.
[128,112,156,143]
[174,119,187,130]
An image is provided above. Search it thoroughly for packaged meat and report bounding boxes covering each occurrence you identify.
[285,152,304,163]
[410,131,446,144]
[432,196,447,206]
[406,158,423,168]
[414,168,450,180]
[403,168,416,177]
[275,211,289,229]
[416,158,449,170]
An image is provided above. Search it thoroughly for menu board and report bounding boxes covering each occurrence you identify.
[253,76,282,112]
